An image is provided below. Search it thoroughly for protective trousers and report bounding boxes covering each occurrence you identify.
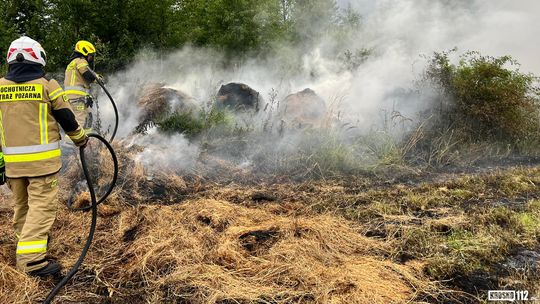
[8,173,59,272]
[70,98,92,133]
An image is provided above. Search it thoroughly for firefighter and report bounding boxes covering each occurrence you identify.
[0,36,88,277]
[64,40,101,133]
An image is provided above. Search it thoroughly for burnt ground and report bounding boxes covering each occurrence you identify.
[1,158,540,303]
[180,163,540,303]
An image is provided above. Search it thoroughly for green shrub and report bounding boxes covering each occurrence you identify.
[158,106,232,138]
[421,50,540,153]
[159,112,205,137]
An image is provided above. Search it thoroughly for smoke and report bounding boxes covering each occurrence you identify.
[94,0,540,175]
[127,127,199,173]
[346,0,540,74]
[341,0,540,126]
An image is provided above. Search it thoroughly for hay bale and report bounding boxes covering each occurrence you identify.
[216,83,262,111]
[280,88,327,129]
[136,83,198,132]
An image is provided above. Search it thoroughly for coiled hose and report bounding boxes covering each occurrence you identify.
[43,134,118,304]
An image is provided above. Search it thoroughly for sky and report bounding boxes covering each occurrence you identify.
[340,0,540,74]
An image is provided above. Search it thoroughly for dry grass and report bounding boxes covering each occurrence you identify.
[1,146,540,303]
[0,148,440,303]
[0,197,434,303]
[0,264,40,303]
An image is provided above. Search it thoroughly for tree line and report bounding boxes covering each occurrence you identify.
[0,0,359,73]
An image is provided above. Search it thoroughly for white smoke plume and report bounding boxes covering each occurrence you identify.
[345,0,540,74]
[127,128,199,172]
[93,0,540,173]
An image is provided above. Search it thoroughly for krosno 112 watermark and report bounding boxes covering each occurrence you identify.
[488,290,534,302]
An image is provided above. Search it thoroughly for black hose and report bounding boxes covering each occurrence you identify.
[66,76,119,212]
[43,134,118,304]
[95,79,119,142]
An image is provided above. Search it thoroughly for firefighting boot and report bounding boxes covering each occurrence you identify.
[28,260,62,278]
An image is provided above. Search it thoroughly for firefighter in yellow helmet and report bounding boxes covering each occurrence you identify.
[0,36,88,277]
[64,40,101,133]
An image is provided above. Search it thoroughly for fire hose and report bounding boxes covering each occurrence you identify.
[43,77,119,303]
[94,77,119,143]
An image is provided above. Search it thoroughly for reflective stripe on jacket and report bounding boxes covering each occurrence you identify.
[64,85,90,97]
[0,77,82,177]
[64,58,91,99]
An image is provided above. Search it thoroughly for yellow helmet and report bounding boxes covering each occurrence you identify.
[74,40,96,56]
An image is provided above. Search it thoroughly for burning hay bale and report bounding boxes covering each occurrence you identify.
[279,88,327,129]
[216,82,262,111]
[136,83,198,132]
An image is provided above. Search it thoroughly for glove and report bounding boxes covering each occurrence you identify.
[95,73,104,83]
[0,153,5,186]
[85,95,94,108]
[75,133,89,148]
[68,128,89,147]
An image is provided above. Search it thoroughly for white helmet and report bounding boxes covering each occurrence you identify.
[6,36,47,66]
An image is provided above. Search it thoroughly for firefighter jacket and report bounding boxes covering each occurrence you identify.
[64,57,96,100]
[0,77,85,178]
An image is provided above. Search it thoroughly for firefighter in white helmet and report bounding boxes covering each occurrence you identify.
[64,40,101,133]
[0,36,88,277]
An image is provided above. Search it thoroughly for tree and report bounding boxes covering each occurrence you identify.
[290,0,339,45]
[172,0,289,58]
[0,1,18,73]
[2,0,50,41]
[0,0,350,72]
